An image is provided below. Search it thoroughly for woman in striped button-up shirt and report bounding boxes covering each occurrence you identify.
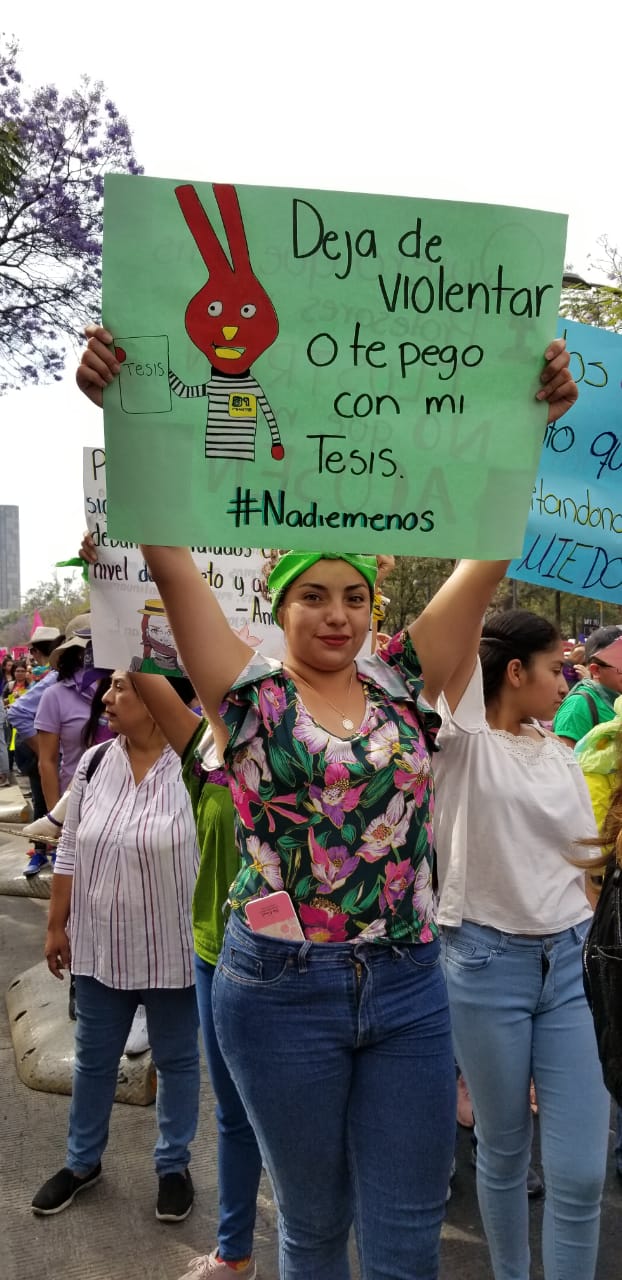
[31,671,201,1225]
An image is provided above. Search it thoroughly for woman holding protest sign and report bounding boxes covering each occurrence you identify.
[76,328,576,1280]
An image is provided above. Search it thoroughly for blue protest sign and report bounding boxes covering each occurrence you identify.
[509,318,622,603]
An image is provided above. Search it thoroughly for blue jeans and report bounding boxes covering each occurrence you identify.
[442,920,610,1280]
[194,952,262,1261]
[67,976,200,1177]
[212,910,456,1280]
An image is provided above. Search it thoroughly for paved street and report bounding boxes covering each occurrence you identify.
[1,830,620,1280]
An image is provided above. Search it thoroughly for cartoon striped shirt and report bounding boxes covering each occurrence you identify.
[169,368,281,461]
[54,737,199,989]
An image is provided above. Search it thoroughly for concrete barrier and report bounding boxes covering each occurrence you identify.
[0,782,32,825]
[6,961,157,1105]
[0,836,52,898]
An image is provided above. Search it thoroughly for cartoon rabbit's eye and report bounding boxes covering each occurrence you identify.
[240,304,257,318]
[207,301,223,316]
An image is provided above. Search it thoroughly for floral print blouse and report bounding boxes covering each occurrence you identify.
[220,630,441,945]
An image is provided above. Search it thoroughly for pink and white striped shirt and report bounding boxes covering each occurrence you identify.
[55,737,199,989]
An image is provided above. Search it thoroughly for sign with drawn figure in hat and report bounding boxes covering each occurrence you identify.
[82,447,284,670]
[102,174,567,558]
[509,318,622,605]
[130,599,186,676]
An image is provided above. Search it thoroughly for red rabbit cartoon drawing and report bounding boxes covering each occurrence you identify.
[168,183,285,464]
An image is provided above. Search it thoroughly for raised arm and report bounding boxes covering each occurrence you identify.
[129,671,200,757]
[410,559,509,707]
[139,546,254,722]
[410,338,577,706]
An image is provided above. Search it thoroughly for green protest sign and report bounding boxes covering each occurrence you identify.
[102,175,567,554]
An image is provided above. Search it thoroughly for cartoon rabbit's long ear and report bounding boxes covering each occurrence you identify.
[174,184,231,276]
[213,184,252,272]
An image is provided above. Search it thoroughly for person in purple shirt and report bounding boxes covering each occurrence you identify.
[7,625,63,875]
[36,615,103,809]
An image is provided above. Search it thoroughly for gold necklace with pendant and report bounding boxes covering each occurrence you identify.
[288,665,357,733]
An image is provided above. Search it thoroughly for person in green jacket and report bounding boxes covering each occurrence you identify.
[553,626,622,748]
[130,671,260,1280]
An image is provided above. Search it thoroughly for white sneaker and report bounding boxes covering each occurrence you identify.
[178,1250,256,1279]
[124,1005,149,1056]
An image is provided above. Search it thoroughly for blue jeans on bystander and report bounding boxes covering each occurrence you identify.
[67,976,200,1177]
[194,952,263,1262]
[212,910,456,1280]
[442,919,610,1280]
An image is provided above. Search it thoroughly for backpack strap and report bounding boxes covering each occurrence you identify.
[565,688,600,729]
[85,738,114,784]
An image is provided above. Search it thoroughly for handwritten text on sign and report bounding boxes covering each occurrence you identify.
[83,448,283,670]
[509,318,622,605]
[103,177,566,555]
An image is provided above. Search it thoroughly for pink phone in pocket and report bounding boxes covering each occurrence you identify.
[245,891,305,941]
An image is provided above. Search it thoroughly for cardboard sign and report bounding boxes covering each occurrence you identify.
[103,175,567,556]
[510,318,622,604]
[83,448,283,670]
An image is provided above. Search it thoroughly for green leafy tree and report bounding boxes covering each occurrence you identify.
[561,238,622,331]
[0,575,89,648]
[0,35,142,391]
[380,558,620,640]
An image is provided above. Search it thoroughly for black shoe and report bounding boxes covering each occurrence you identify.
[527,1165,544,1199]
[68,976,77,1021]
[31,1164,102,1215]
[156,1169,194,1221]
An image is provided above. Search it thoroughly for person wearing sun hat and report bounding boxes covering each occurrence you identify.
[35,614,113,813]
[553,625,622,748]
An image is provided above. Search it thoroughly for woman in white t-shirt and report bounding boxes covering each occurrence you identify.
[433,609,610,1280]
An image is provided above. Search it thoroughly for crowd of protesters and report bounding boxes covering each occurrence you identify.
[2,332,621,1280]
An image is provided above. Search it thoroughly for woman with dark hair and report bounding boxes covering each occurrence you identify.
[77,327,578,1280]
[434,609,610,1280]
[0,654,16,697]
[35,616,113,813]
[4,661,31,773]
[32,671,200,1223]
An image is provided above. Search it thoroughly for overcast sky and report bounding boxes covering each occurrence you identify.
[3,0,622,597]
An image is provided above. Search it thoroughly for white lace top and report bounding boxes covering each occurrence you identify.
[432,661,596,934]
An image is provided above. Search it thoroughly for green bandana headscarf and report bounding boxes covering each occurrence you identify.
[268,552,377,625]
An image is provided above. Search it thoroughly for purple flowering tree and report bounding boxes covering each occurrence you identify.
[0,38,142,392]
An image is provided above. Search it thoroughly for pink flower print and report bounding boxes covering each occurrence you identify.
[381,631,406,660]
[419,923,434,943]
[258,679,288,732]
[357,918,387,941]
[393,742,431,804]
[237,737,271,788]
[261,792,309,833]
[412,862,435,924]
[293,699,358,765]
[309,761,367,828]
[365,721,400,769]
[247,836,284,891]
[379,858,415,913]
[396,701,423,731]
[229,773,261,828]
[230,737,277,827]
[299,902,349,942]
[359,791,414,863]
[308,827,360,894]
